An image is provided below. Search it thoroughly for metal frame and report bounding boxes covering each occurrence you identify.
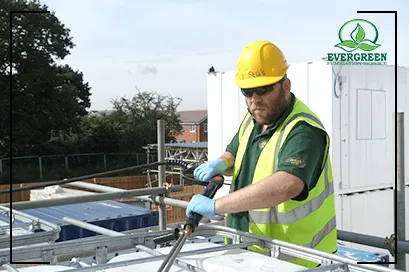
[2,227,172,264]
[157,119,167,231]
[4,222,403,272]
[396,112,406,270]
[0,152,148,180]
[5,185,183,210]
[143,142,208,167]
[66,180,409,255]
[2,119,407,271]
[3,193,407,271]
[0,206,60,249]
[63,216,207,272]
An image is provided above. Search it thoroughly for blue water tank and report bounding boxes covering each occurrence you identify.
[23,200,158,242]
[337,245,389,266]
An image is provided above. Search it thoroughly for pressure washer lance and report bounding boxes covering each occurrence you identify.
[154,169,225,272]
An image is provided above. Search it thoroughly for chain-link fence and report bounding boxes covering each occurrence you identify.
[0,153,159,184]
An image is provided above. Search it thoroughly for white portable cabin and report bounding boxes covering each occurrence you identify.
[206,60,409,264]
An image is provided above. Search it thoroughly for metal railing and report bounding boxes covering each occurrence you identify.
[3,218,405,272]
[0,152,156,183]
[0,205,61,249]
[2,118,407,271]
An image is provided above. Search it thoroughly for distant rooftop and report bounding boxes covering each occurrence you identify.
[178,110,207,124]
[87,110,114,116]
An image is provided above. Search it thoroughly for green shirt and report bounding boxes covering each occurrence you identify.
[225,93,328,234]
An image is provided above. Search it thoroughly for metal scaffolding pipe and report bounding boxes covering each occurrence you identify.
[338,230,409,254]
[67,242,256,272]
[200,225,401,272]
[69,181,189,209]
[62,216,206,272]
[1,161,168,194]
[70,258,91,267]
[157,119,167,230]
[68,181,409,255]
[6,185,183,210]
[63,217,126,237]
[396,112,406,270]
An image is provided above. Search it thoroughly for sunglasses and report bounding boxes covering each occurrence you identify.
[241,84,274,98]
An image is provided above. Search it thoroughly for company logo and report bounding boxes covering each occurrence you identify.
[285,157,307,168]
[258,140,268,150]
[327,19,387,65]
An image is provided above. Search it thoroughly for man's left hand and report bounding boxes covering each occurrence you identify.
[186,194,216,218]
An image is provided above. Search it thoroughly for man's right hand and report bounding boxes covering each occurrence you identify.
[193,158,228,181]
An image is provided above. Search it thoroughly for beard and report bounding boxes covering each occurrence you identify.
[247,90,289,126]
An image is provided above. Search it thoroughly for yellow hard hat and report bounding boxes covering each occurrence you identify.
[235,40,289,89]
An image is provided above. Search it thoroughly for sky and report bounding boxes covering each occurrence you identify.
[40,0,408,112]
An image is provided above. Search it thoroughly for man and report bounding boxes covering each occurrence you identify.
[186,40,337,268]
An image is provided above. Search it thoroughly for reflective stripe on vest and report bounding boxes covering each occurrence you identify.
[272,112,325,173]
[229,98,337,268]
[232,111,326,188]
[248,161,333,225]
[277,215,337,261]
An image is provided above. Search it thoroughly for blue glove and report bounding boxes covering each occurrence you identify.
[193,158,228,181]
[186,194,216,218]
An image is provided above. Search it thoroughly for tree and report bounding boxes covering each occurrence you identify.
[0,0,91,157]
[51,113,122,154]
[48,89,183,155]
[112,90,183,153]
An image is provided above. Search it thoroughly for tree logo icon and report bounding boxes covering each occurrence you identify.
[335,19,381,52]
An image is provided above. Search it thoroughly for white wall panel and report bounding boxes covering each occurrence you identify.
[307,62,334,140]
[286,62,310,105]
[207,72,248,199]
[206,72,223,161]
[371,90,387,139]
[341,190,394,239]
[339,190,394,261]
[220,71,242,155]
[356,89,373,140]
[340,65,403,192]
[339,187,409,270]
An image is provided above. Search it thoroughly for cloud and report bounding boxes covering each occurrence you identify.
[137,64,158,75]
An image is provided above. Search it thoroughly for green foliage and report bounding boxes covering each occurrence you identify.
[111,90,183,153]
[0,0,185,184]
[0,0,91,157]
[48,112,122,154]
[49,90,184,155]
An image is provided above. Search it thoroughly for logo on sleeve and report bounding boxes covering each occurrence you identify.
[285,157,307,168]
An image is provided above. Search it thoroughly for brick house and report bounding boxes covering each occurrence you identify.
[172,110,207,143]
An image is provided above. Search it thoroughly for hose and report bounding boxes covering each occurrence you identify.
[2,159,201,194]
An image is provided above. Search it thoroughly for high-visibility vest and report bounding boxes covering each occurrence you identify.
[228,97,338,268]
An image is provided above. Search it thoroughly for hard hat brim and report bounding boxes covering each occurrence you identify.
[235,75,285,89]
